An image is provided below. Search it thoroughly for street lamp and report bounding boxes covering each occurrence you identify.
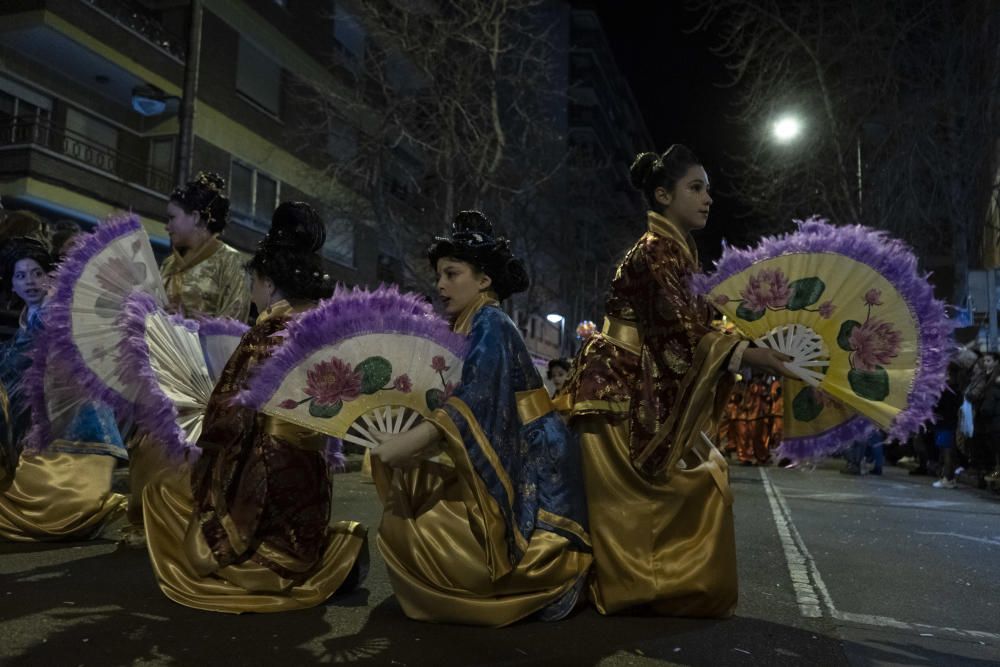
[546,313,566,357]
[771,115,803,143]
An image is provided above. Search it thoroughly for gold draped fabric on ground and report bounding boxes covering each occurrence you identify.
[567,211,740,617]
[373,295,592,627]
[0,449,127,541]
[142,301,367,613]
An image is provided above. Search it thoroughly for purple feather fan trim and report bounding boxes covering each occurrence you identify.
[44,213,146,418]
[196,317,250,338]
[691,217,954,453]
[774,416,876,461]
[235,284,467,409]
[117,291,196,460]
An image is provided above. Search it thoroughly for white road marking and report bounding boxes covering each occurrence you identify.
[759,468,1000,643]
[915,531,1000,547]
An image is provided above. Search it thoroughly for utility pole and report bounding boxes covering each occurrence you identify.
[175,0,203,186]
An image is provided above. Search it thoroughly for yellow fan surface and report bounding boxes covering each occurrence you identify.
[709,252,919,432]
[258,332,463,455]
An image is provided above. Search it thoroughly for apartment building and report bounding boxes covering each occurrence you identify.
[0,0,377,283]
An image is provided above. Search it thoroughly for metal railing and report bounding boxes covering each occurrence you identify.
[1,116,173,194]
[80,0,187,60]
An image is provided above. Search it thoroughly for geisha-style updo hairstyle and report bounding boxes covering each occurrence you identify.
[427,210,530,300]
[0,237,53,302]
[169,171,231,234]
[629,144,702,213]
[245,201,332,301]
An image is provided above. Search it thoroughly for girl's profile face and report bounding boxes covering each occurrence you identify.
[657,165,713,231]
[166,200,202,250]
[435,257,490,316]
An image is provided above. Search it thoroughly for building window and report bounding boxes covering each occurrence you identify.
[230,160,280,227]
[0,77,53,145]
[333,5,366,73]
[148,137,174,192]
[323,217,355,267]
[64,108,118,173]
[236,37,282,116]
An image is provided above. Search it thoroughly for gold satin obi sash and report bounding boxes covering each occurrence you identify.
[515,388,554,425]
[601,316,642,355]
[262,417,326,451]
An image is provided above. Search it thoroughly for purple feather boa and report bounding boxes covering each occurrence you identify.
[44,213,150,418]
[236,284,466,410]
[692,217,954,457]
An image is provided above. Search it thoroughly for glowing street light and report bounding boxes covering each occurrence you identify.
[771,115,803,143]
[546,313,566,355]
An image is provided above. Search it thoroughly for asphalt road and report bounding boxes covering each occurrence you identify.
[1,462,998,666]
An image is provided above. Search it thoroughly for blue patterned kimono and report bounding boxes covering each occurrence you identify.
[438,304,591,565]
[0,308,126,464]
[374,296,592,626]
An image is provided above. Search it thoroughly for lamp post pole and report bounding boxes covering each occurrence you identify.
[175,0,203,186]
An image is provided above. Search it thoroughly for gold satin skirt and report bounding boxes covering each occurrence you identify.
[142,468,368,614]
[576,416,738,617]
[0,449,128,542]
[373,459,592,627]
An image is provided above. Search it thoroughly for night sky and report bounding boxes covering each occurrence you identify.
[593,1,745,263]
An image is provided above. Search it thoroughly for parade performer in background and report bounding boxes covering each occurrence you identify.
[565,145,790,617]
[141,202,367,612]
[160,172,250,321]
[127,172,252,536]
[370,211,592,626]
[0,238,127,541]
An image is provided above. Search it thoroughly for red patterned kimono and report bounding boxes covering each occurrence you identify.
[142,300,367,613]
[568,211,741,618]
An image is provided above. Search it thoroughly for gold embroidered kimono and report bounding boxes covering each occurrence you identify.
[568,211,741,618]
[141,300,368,613]
[372,294,592,627]
[160,236,251,321]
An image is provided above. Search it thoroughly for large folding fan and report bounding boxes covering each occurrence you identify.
[691,217,954,459]
[117,291,248,458]
[45,213,167,416]
[237,286,467,460]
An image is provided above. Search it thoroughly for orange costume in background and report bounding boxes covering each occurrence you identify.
[567,211,741,617]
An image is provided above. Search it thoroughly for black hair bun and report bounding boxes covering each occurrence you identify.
[427,210,529,300]
[246,202,331,301]
[170,171,231,234]
[266,201,326,252]
[452,210,495,240]
[500,256,530,297]
[629,152,659,190]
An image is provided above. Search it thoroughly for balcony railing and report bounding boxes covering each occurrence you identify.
[1,116,173,194]
[80,0,187,60]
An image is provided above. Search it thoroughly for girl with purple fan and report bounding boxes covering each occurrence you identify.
[141,202,367,613]
[564,145,790,618]
[370,211,592,626]
[0,238,128,541]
